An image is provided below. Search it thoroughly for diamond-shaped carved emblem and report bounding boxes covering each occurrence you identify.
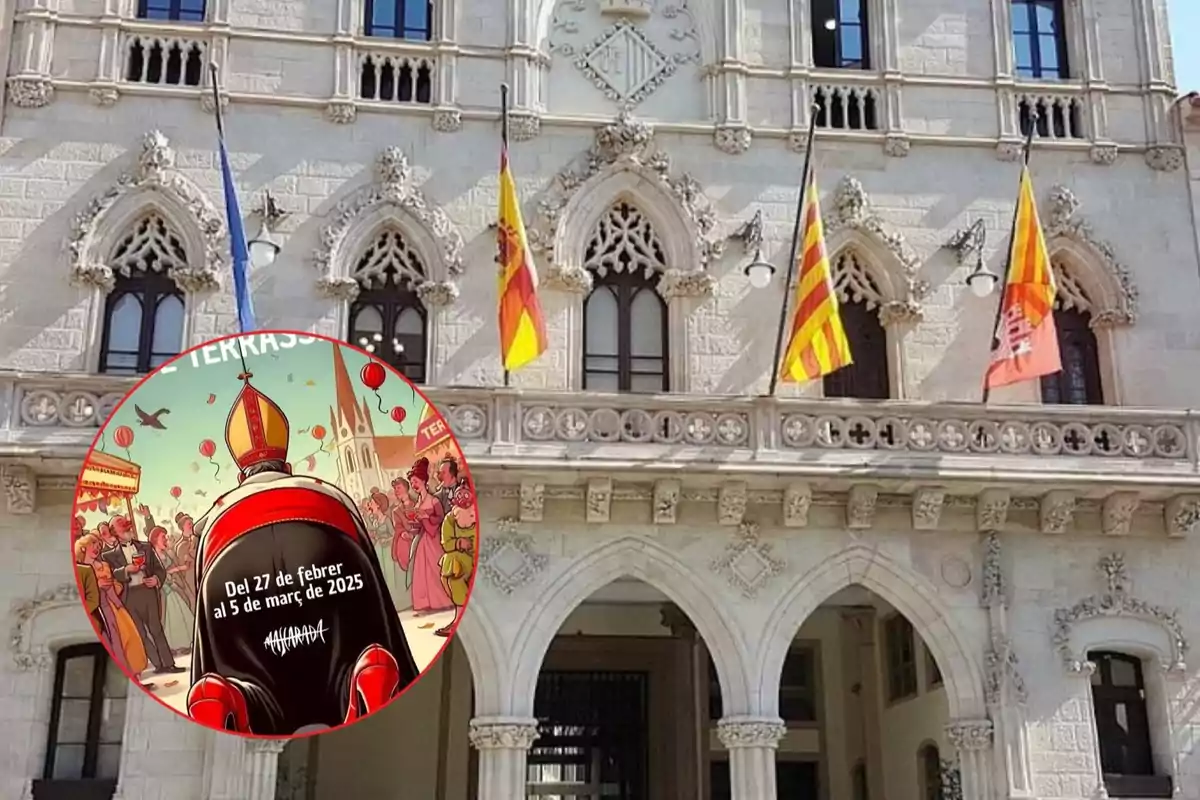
[711,521,786,599]
[480,517,549,595]
[575,20,677,106]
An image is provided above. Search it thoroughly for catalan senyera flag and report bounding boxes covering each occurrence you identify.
[497,145,547,372]
[983,166,1062,390]
[778,172,853,383]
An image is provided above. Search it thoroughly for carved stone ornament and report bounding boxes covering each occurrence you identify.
[586,477,613,523]
[1089,142,1118,166]
[478,517,549,595]
[711,520,786,599]
[653,479,681,524]
[716,718,787,748]
[658,268,717,299]
[980,531,1006,609]
[1102,492,1140,537]
[6,75,54,108]
[325,101,357,125]
[827,177,927,320]
[468,719,540,750]
[249,739,287,755]
[783,483,812,528]
[714,125,752,155]
[717,481,748,526]
[432,107,463,133]
[527,110,724,273]
[846,484,878,530]
[912,487,945,531]
[548,0,701,107]
[1043,184,1138,326]
[1039,490,1076,534]
[2,465,35,514]
[508,111,541,142]
[69,131,225,294]
[995,140,1025,163]
[88,84,120,107]
[313,147,465,300]
[1165,495,1200,538]
[976,487,1010,532]
[883,134,911,158]
[519,480,545,522]
[542,263,593,293]
[10,583,79,670]
[1052,552,1188,674]
[1144,145,1184,172]
[984,632,1028,707]
[945,719,993,751]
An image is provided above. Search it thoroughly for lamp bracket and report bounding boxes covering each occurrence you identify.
[732,209,766,256]
[945,218,986,266]
[253,190,288,227]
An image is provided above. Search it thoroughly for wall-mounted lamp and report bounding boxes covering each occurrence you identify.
[734,210,776,290]
[946,219,998,298]
[248,191,286,269]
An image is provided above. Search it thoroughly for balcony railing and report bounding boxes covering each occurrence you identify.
[3,373,1197,493]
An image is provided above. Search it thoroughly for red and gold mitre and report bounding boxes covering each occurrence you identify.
[225,376,290,470]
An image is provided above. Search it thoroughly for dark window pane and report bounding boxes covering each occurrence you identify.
[1039,306,1102,405]
[345,228,429,384]
[137,0,206,21]
[1011,0,1068,79]
[823,292,889,399]
[1089,651,1156,779]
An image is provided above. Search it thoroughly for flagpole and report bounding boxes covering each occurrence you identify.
[208,63,252,377]
[766,104,821,397]
[500,83,511,389]
[981,116,1039,404]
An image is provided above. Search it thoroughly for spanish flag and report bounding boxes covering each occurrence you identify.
[983,166,1061,391]
[497,145,547,372]
[778,172,853,383]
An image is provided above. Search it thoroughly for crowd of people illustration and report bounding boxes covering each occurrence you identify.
[71,507,196,684]
[358,454,477,637]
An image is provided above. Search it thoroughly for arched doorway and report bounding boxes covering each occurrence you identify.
[526,577,729,799]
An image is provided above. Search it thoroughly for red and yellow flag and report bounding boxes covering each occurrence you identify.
[778,172,853,383]
[497,145,547,372]
[984,166,1061,390]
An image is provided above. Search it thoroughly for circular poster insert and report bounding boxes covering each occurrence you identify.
[69,331,478,738]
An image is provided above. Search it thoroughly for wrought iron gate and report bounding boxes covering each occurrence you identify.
[528,670,650,799]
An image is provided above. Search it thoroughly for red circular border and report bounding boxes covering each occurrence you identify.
[67,329,482,741]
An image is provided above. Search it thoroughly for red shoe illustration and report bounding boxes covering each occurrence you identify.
[187,674,251,733]
[343,644,400,723]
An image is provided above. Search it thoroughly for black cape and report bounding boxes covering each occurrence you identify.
[190,516,419,735]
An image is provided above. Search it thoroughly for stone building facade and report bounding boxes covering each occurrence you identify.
[0,0,1198,797]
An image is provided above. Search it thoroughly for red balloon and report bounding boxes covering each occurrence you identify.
[113,425,134,449]
[199,439,216,458]
[170,486,181,498]
[360,362,386,391]
[390,406,406,424]
[312,425,327,440]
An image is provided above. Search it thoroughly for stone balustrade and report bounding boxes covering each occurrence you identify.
[2,372,1199,534]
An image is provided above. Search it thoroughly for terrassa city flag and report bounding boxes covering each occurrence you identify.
[983,166,1062,391]
[497,145,548,372]
[778,172,853,383]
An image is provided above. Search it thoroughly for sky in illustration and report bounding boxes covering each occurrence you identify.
[83,334,431,522]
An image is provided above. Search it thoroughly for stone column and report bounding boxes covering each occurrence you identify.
[469,717,539,800]
[245,739,287,800]
[716,717,786,800]
[946,719,995,800]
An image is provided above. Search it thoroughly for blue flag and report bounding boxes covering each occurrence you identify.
[218,138,255,333]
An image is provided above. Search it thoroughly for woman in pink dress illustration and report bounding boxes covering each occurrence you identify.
[390,458,454,615]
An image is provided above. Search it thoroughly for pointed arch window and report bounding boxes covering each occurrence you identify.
[583,202,669,393]
[347,229,429,385]
[1040,261,1103,405]
[98,214,187,375]
[823,251,889,400]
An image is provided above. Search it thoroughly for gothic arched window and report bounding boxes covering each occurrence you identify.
[918,743,941,800]
[347,229,429,384]
[361,445,372,468]
[582,202,668,393]
[345,446,357,473]
[98,213,187,375]
[1041,260,1104,405]
[823,251,890,400]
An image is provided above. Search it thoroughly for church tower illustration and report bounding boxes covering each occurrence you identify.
[328,343,416,503]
